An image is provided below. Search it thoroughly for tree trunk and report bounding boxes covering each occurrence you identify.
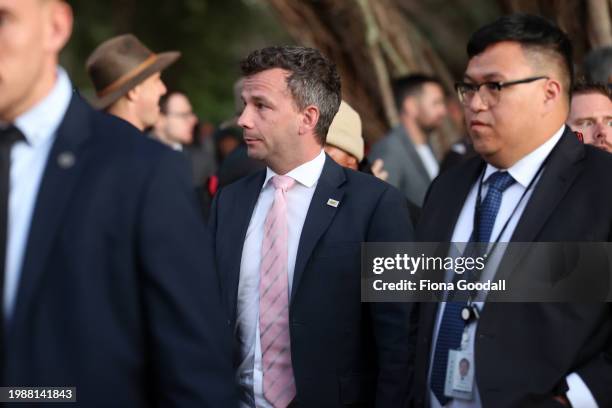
[266,0,458,151]
[266,0,600,151]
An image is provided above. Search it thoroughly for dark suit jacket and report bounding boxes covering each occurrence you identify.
[210,156,415,407]
[411,127,612,407]
[3,95,236,407]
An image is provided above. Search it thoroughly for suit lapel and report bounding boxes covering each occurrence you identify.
[490,129,585,283]
[10,95,91,330]
[511,128,584,242]
[228,171,265,322]
[413,160,484,394]
[290,156,345,304]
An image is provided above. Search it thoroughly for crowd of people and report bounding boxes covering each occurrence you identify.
[0,0,611,407]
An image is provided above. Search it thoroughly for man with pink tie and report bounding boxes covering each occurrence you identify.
[210,46,415,407]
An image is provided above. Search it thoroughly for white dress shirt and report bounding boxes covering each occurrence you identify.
[4,67,72,322]
[236,150,326,408]
[428,126,598,408]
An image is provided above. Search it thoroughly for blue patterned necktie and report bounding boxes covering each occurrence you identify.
[430,171,515,405]
[475,171,516,242]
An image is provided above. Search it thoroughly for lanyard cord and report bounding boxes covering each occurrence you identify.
[464,157,550,306]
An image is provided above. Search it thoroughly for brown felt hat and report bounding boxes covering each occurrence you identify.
[86,34,180,109]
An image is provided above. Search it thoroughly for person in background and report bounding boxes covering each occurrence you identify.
[86,34,176,131]
[326,100,420,224]
[214,77,266,189]
[153,91,198,150]
[188,121,218,198]
[323,101,364,171]
[214,126,243,165]
[369,74,447,206]
[567,81,612,153]
[439,97,477,173]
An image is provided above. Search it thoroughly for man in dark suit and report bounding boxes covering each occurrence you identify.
[0,1,235,406]
[210,46,414,407]
[411,14,612,408]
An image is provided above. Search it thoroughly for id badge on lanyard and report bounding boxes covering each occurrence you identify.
[443,304,479,400]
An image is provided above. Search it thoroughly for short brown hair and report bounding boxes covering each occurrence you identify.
[240,46,341,144]
[571,80,612,101]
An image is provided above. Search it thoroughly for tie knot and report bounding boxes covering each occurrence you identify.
[0,125,25,147]
[487,171,515,193]
[271,175,295,192]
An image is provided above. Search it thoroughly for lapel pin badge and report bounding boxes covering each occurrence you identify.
[57,152,75,169]
[326,198,339,208]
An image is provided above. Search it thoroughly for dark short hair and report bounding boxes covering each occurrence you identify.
[467,13,573,98]
[240,46,341,144]
[571,79,612,101]
[213,126,242,145]
[392,74,444,112]
[583,47,612,84]
[159,91,184,115]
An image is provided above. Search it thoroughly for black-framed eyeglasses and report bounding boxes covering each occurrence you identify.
[455,76,549,107]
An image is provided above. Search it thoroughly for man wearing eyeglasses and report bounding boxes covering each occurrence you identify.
[153,91,199,151]
[410,14,612,408]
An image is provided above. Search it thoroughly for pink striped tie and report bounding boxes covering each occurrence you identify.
[259,175,296,408]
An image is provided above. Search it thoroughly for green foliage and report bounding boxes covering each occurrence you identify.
[61,0,291,123]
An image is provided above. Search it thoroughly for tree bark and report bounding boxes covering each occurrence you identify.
[266,0,600,150]
[266,0,459,151]
[586,0,612,47]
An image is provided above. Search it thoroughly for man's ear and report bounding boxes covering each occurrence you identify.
[126,86,140,103]
[299,105,320,136]
[44,1,73,54]
[542,78,562,112]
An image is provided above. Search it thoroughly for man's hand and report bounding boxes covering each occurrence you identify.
[371,158,389,181]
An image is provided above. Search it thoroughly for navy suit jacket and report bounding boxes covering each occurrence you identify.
[210,155,415,407]
[3,95,236,407]
[411,128,612,407]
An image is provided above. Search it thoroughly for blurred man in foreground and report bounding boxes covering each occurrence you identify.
[0,0,236,405]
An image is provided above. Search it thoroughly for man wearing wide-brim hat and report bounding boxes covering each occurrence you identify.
[86,33,180,131]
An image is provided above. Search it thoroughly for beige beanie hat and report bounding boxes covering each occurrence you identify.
[326,101,364,161]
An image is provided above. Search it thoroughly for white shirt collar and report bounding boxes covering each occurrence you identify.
[13,67,73,147]
[263,149,326,189]
[483,125,565,188]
